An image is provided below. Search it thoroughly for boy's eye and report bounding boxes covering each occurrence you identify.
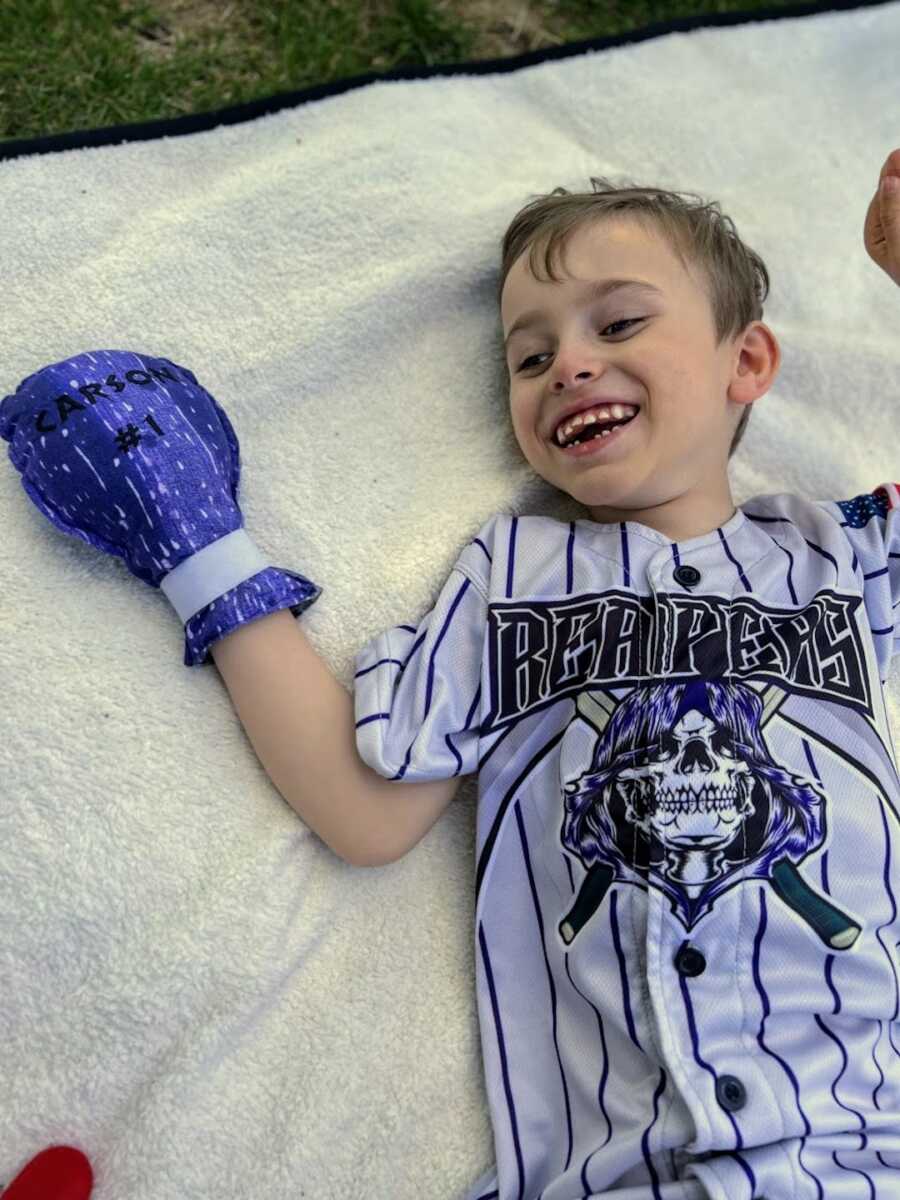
[516,318,642,373]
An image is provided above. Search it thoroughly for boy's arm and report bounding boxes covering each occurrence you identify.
[210,609,462,867]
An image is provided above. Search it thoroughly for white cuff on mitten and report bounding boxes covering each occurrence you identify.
[159,529,270,623]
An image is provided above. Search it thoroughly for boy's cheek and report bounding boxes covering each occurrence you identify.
[509,397,539,440]
[510,415,539,457]
[507,415,537,464]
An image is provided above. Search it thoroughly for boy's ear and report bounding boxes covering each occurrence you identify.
[730,321,780,403]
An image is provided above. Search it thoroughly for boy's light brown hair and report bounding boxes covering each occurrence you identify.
[497,177,771,459]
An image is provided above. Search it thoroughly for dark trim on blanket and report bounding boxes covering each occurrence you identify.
[0,0,892,161]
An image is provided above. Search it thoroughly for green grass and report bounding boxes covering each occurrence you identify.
[1,0,805,144]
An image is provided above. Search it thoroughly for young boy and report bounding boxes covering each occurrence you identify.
[212,154,900,1200]
[2,153,899,1199]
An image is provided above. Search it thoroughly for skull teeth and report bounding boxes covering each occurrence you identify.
[657,792,735,812]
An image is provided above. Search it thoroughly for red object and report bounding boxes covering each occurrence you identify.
[1,1147,93,1200]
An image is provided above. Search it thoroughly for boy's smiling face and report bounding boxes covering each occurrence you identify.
[500,216,780,542]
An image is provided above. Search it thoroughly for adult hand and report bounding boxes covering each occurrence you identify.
[863,148,900,287]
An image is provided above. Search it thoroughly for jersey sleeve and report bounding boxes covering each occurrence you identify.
[816,483,900,669]
[352,519,495,783]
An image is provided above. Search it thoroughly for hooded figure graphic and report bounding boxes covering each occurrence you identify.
[557,679,860,948]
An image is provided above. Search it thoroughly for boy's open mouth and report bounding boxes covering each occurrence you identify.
[553,410,639,458]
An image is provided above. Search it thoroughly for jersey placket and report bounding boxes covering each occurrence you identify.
[644,546,761,1174]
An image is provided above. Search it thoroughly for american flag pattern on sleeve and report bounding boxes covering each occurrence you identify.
[353,487,900,1200]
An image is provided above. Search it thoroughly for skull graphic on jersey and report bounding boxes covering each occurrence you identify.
[556,678,860,945]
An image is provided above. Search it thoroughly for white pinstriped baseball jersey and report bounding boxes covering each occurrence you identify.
[353,485,900,1200]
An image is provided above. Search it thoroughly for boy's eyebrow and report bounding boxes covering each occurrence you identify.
[503,278,663,350]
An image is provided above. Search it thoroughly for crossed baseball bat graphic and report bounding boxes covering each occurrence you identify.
[558,682,862,951]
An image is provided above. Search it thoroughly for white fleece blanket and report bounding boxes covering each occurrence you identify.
[2,3,899,1197]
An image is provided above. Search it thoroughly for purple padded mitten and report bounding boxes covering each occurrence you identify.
[0,349,322,666]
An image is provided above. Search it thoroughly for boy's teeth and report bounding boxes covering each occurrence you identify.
[568,427,616,447]
[556,404,635,445]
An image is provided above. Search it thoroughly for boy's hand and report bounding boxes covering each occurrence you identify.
[0,349,244,592]
[863,149,900,287]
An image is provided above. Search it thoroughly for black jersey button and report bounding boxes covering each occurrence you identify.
[673,564,701,587]
[674,941,706,977]
[715,1074,747,1111]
